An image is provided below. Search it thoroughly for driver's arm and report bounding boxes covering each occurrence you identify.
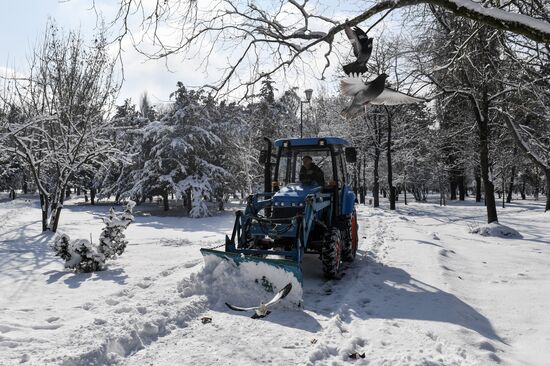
[299,165,307,183]
[315,166,325,186]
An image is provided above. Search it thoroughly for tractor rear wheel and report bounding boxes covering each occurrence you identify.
[342,211,358,262]
[322,228,341,279]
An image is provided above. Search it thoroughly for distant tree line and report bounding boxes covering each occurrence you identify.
[1,12,549,234]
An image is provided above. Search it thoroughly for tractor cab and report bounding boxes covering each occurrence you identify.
[266,137,357,221]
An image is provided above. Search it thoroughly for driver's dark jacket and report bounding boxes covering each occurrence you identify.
[299,163,325,186]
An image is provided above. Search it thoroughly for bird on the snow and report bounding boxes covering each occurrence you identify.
[340,73,425,119]
[343,24,373,76]
[225,283,292,319]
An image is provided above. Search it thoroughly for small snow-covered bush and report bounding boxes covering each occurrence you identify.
[51,235,104,272]
[51,201,135,272]
[469,222,522,238]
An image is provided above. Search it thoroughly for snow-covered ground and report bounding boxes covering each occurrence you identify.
[1,195,549,365]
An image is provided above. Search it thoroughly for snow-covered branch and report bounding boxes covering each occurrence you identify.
[109,0,550,96]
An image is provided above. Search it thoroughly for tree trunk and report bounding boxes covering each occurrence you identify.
[534,166,540,200]
[479,117,498,223]
[373,147,380,208]
[507,165,516,203]
[502,175,505,209]
[439,178,444,206]
[90,187,97,205]
[186,188,193,212]
[475,168,482,202]
[353,163,359,197]
[450,177,457,200]
[386,107,395,210]
[360,155,366,204]
[162,189,169,211]
[51,190,65,233]
[545,168,550,212]
[458,173,466,201]
[39,193,49,232]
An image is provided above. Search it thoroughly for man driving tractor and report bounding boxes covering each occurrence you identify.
[299,155,325,186]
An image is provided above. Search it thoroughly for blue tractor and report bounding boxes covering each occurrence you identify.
[201,137,359,287]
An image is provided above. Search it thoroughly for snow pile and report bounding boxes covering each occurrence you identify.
[51,201,135,272]
[178,254,303,308]
[469,222,522,238]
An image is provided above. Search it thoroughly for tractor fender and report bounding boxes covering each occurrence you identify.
[340,184,356,215]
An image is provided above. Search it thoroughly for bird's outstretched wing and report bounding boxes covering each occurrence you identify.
[340,76,365,96]
[265,283,292,306]
[371,88,425,105]
[353,26,367,38]
[225,303,258,312]
[344,25,361,57]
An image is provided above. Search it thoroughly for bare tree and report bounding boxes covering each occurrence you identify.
[2,23,121,232]
[106,0,550,97]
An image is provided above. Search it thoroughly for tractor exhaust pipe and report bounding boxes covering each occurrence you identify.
[263,137,272,194]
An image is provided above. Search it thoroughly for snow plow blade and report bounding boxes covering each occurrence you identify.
[200,248,303,304]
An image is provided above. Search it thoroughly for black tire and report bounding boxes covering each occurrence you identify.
[341,211,358,262]
[322,227,342,279]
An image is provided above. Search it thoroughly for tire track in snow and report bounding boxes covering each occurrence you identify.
[305,207,481,365]
[305,207,391,365]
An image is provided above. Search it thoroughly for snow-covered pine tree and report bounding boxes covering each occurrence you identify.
[98,200,136,259]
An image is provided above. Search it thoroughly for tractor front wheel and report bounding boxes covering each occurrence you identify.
[322,228,342,279]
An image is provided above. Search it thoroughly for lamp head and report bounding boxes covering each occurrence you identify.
[304,89,313,102]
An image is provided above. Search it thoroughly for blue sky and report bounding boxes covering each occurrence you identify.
[0,0,206,106]
[1,1,108,63]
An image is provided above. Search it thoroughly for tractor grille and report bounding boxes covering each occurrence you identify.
[271,207,302,221]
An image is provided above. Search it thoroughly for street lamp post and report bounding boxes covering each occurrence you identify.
[300,89,313,138]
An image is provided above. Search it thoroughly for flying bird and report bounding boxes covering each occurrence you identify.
[343,24,373,76]
[340,73,425,119]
